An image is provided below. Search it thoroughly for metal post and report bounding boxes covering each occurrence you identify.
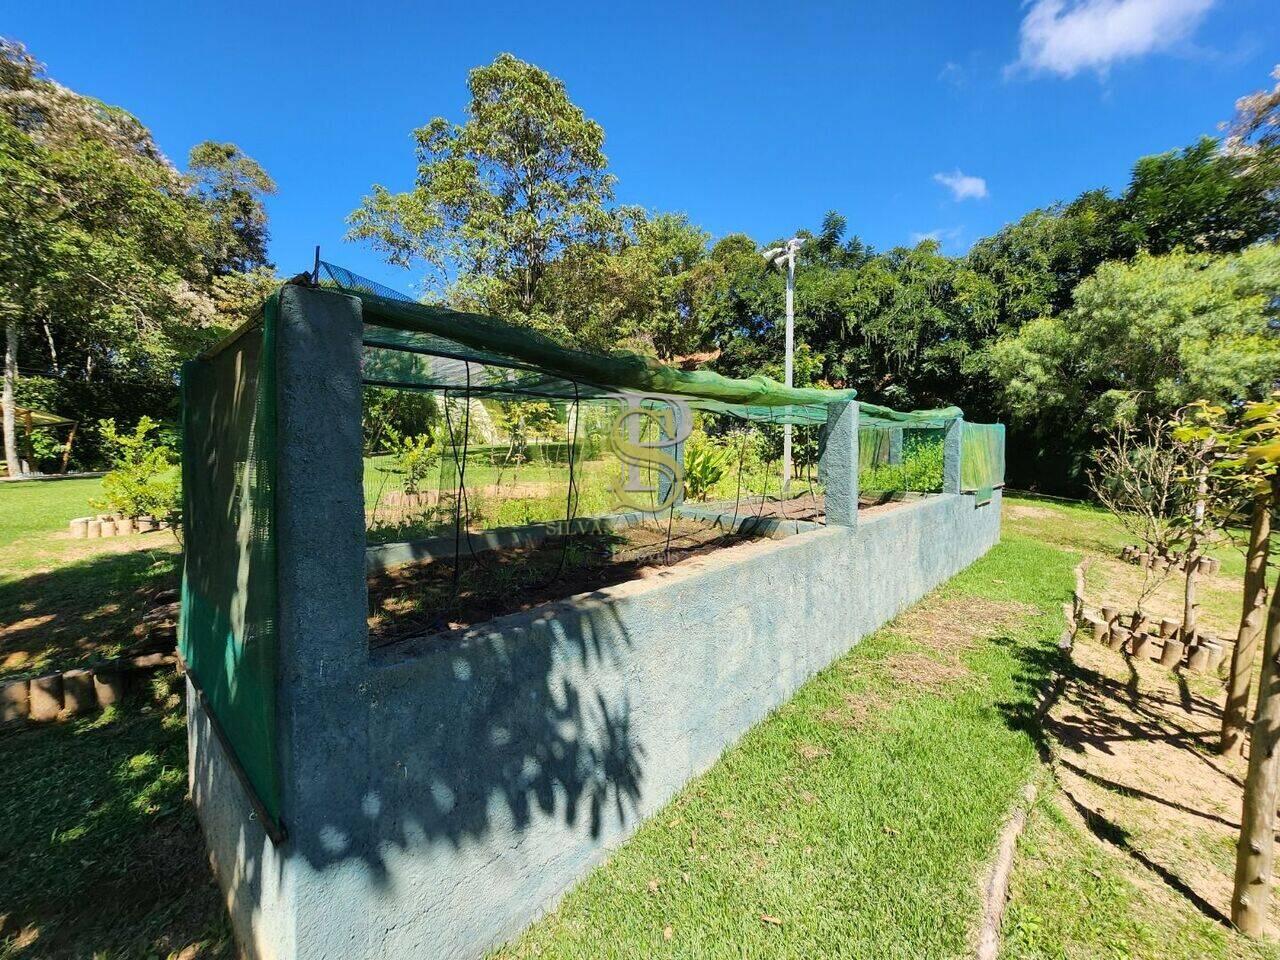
[783,248,794,495]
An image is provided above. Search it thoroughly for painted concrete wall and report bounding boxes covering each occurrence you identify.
[188,287,1004,960]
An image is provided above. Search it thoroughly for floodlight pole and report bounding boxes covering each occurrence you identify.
[763,237,803,494]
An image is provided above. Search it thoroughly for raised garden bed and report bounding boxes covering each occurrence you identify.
[694,489,933,525]
[367,517,764,646]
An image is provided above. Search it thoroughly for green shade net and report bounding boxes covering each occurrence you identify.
[320,262,961,430]
[960,422,1006,503]
[179,294,280,822]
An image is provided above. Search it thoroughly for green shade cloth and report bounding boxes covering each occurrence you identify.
[960,422,1006,494]
[321,262,962,429]
[179,294,280,821]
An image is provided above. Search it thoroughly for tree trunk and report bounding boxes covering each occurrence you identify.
[2,320,20,479]
[1222,494,1273,757]
[1182,456,1210,643]
[1232,476,1280,937]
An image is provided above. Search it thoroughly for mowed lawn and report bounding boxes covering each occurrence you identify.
[0,485,1261,959]
[0,479,180,681]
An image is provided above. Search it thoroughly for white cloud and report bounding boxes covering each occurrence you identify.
[1010,0,1216,78]
[939,61,966,87]
[910,227,965,248]
[933,170,988,201]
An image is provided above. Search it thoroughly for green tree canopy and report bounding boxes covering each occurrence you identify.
[348,52,618,322]
[0,38,277,474]
[985,244,1280,484]
[188,140,277,274]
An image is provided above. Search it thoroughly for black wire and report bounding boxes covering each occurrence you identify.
[441,389,464,609]
[553,383,582,581]
[729,426,748,533]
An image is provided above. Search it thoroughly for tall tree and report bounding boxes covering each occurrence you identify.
[348,52,617,324]
[188,140,276,274]
[1122,137,1280,255]
[984,245,1280,487]
[1224,63,1280,154]
[0,38,276,474]
[1230,396,1280,936]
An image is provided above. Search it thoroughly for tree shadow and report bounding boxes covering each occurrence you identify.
[0,545,178,679]
[1060,786,1234,929]
[993,629,1247,931]
[0,686,232,958]
[191,561,668,954]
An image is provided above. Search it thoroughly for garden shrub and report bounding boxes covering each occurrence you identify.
[92,416,180,519]
[683,430,731,501]
[396,430,441,495]
[860,440,944,494]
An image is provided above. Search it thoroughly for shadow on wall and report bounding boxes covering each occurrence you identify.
[193,581,648,943]
[308,592,646,884]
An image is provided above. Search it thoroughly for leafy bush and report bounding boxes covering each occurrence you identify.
[683,430,731,501]
[91,417,180,519]
[396,430,441,495]
[860,440,944,494]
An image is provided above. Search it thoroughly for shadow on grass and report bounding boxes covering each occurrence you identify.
[0,547,178,680]
[0,677,231,958]
[993,630,1243,931]
[1060,786,1234,929]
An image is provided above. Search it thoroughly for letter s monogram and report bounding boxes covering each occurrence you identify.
[608,400,687,513]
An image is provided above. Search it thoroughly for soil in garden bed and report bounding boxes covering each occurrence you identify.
[367,518,763,647]
[697,490,925,524]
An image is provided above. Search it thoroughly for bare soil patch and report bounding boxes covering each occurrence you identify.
[1042,633,1279,933]
[696,490,929,524]
[1005,503,1059,522]
[367,518,763,646]
[818,596,1038,730]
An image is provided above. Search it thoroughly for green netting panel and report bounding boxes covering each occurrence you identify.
[319,262,960,429]
[961,422,1005,500]
[179,294,280,821]
[858,424,946,495]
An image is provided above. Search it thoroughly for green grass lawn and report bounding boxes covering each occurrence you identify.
[0,677,232,959]
[0,478,180,681]
[0,478,103,549]
[0,491,1264,958]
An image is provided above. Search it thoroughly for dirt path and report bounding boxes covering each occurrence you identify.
[1041,633,1277,934]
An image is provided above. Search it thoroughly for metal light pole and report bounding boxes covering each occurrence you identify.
[763,237,804,494]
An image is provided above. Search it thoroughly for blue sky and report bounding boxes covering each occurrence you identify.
[8,0,1279,293]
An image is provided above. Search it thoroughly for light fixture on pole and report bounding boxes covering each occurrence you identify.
[762,236,804,494]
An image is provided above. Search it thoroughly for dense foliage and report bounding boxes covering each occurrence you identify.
[0,38,276,475]
[6,40,1280,494]
[352,54,1280,493]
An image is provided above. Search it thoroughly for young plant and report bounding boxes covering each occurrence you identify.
[1169,404,1231,644]
[1088,417,1191,613]
[397,429,440,496]
[1174,400,1277,759]
[91,416,179,520]
[683,431,730,502]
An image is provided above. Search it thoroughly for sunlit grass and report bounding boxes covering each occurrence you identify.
[495,521,1075,958]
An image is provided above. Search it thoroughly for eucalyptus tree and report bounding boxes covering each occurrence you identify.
[348,52,618,325]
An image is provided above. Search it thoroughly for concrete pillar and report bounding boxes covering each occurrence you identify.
[943,417,963,494]
[888,426,904,465]
[656,399,690,510]
[820,400,858,527]
[273,285,375,957]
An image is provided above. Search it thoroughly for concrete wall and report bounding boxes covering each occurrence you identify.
[188,287,1004,960]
